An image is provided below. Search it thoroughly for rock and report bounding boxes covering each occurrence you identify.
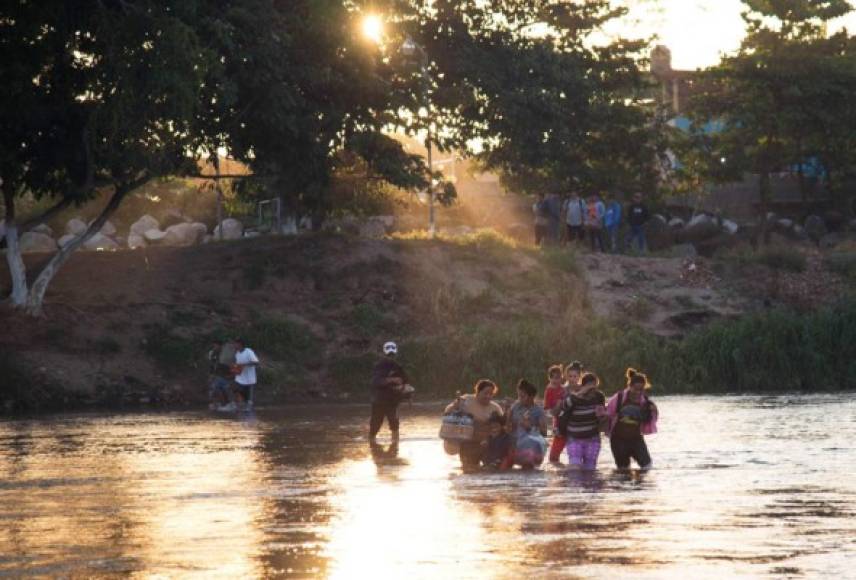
[820,232,844,249]
[98,220,117,237]
[19,232,57,253]
[162,222,206,246]
[668,243,698,259]
[144,228,168,243]
[804,215,828,243]
[359,219,388,239]
[202,234,213,244]
[766,212,777,222]
[66,218,87,236]
[822,210,846,231]
[644,216,675,251]
[244,230,262,239]
[32,223,54,237]
[679,214,720,244]
[213,218,243,240]
[161,209,188,229]
[83,232,119,251]
[130,215,160,237]
[127,234,146,249]
[668,217,685,229]
[373,215,395,229]
[652,214,668,224]
[696,233,738,258]
[775,218,794,232]
[58,234,79,248]
[721,219,739,235]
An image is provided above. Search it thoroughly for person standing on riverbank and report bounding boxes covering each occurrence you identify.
[369,341,410,443]
[233,338,260,410]
[605,368,658,470]
[626,192,650,253]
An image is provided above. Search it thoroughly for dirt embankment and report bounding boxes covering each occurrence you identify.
[0,233,848,411]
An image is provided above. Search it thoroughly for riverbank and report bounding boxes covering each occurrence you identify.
[2,231,855,412]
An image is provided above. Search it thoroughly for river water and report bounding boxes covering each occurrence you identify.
[1,395,855,579]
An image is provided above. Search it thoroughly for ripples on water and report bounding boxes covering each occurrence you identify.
[1,395,855,578]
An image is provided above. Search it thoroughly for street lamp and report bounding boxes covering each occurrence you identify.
[362,19,436,237]
[400,35,436,237]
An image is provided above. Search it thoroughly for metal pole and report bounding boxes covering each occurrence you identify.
[213,155,224,241]
[427,125,435,238]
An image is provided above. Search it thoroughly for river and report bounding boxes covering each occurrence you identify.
[1,395,854,578]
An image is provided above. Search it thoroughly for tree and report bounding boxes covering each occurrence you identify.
[389,0,664,196]
[1,1,211,314]
[685,0,854,240]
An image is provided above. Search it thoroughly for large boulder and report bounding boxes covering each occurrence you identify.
[161,209,187,229]
[98,220,117,237]
[644,215,675,251]
[19,232,57,253]
[127,234,146,249]
[130,215,160,237]
[804,215,828,243]
[162,222,206,246]
[721,219,739,235]
[83,232,119,251]
[66,218,87,236]
[144,228,168,243]
[668,217,685,229]
[31,223,54,237]
[213,218,244,240]
[679,214,720,244]
[57,234,79,249]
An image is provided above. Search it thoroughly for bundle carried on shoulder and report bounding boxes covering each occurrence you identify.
[439,411,475,442]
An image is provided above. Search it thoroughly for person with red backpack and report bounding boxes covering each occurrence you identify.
[605,368,659,470]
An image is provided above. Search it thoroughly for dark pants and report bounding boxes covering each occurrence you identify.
[566,224,584,245]
[587,226,605,252]
[535,223,548,246]
[369,399,400,438]
[627,224,647,253]
[610,436,652,469]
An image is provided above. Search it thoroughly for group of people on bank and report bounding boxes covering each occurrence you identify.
[207,338,260,411]
[369,342,658,472]
[533,191,651,253]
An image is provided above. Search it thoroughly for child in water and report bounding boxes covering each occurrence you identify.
[507,380,548,469]
[482,413,513,471]
[605,368,659,470]
[558,372,607,470]
[543,365,567,463]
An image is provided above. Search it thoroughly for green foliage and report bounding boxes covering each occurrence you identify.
[142,325,198,373]
[826,252,856,278]
[537,247,581,276]
[349,303,391,338]
[724,245,808,273]
[684,0,856,222]
[397,300,856,398]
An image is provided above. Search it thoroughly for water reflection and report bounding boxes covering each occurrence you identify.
[0,397,855,578]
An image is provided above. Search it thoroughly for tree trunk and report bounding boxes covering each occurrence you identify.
[24,176,148,316]
[2,189,28,307]
[759,170,772,245]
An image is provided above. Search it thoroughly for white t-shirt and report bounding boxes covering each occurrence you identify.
[234,348,259,385]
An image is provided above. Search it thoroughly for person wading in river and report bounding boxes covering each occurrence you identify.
[605,368,659,470]
[369,341,411,443]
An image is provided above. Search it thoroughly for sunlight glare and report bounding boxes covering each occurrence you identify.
[362,14,384,45]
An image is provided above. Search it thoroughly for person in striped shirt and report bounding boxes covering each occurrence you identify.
[558,372,607,470]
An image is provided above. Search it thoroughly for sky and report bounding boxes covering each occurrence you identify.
[614,0,856,70]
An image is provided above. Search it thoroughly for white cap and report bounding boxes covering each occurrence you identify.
[383,341,398,355]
